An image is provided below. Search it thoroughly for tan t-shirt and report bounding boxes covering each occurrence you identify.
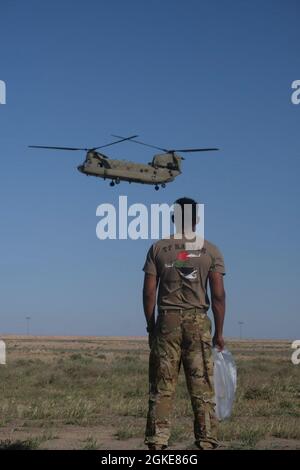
[143,235,225,311]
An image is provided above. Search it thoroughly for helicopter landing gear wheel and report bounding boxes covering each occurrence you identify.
[161,183,166,188]
[110,181,115,187]
[115,177,120,185]
[155,185,159,191]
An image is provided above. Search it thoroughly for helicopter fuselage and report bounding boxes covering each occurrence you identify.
[29,135,218,189]
[77,151,181,185]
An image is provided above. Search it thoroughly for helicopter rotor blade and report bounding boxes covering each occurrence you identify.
[29,135,139,153]
[168,148,219,153]
[111,135,219,154]
[111,135,168,152]
[92,134,138,151]
[28,145,90,151]
[29,139,219,156]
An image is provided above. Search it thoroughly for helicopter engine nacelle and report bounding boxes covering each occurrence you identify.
[152,153,181,171]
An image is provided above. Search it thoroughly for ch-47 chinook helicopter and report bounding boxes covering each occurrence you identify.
[29,134,218,190]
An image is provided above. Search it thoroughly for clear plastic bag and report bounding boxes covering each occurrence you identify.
[213,347,237,420]
[0,340,6,365]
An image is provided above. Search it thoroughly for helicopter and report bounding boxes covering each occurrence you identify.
[29,135,219,190]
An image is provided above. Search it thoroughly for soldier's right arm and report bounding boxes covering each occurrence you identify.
[209,271,226,351]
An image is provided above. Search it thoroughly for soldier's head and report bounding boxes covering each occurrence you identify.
[172,197,199,234]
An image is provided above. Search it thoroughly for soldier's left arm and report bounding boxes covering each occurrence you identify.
[143,273,159,333]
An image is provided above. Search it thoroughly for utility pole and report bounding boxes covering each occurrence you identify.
[238,321,244,340]
[26,316,31,336]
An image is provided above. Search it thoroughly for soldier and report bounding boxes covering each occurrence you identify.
[143,197,226,450]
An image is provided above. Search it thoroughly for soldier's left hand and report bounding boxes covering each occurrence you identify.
[148,332,155,349]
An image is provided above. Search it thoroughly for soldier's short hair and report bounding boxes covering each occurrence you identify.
[174,197,198,226]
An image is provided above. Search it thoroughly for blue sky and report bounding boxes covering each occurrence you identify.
[0,0,299,338]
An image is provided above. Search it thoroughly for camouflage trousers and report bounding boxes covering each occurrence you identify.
[145,310,218,449]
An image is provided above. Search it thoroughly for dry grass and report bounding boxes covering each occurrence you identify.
[0,336,299,449]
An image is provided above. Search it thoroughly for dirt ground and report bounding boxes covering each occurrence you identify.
[0,336,299,450]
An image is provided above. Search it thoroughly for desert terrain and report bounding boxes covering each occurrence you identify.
[0,336,299,450]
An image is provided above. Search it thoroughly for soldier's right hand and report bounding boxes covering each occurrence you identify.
[213,334,225,351]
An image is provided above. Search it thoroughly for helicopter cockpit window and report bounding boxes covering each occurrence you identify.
[167,162,176,169]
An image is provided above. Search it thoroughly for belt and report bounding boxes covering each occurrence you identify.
[158,307,207,315]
